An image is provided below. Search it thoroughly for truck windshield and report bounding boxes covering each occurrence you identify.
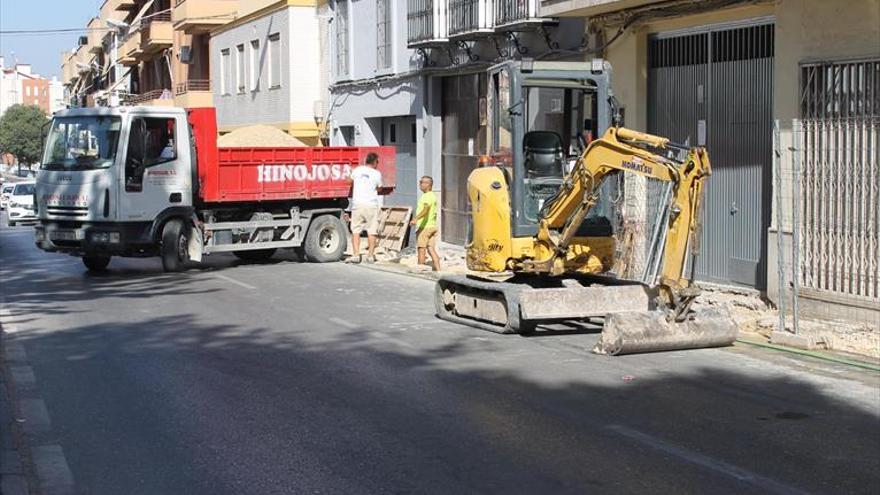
[42,116,122,171]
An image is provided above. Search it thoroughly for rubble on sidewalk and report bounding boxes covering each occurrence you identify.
[693,285,879,359]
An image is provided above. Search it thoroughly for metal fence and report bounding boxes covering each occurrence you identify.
[775,58,880,332]
[407,0,436,44]
[494,0,537,27]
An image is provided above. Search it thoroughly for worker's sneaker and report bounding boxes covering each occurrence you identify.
[365,255,376,264]
[346,255,362,264]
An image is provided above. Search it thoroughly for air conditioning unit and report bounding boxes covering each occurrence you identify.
[179,46,192,64]
[78,36,88,46]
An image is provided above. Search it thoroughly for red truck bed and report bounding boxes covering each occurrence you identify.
[188,108,396,204]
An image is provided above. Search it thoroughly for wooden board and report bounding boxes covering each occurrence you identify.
[347,206,412,256]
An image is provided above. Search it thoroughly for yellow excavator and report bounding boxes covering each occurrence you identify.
[434,60,737,355]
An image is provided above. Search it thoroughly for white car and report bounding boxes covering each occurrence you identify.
[6,181,36,227]
[0,184,13,210]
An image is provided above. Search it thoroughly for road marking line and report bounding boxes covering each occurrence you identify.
[31,445,75,493]
[328,317,360,329]
[606,424,809,495]
[214,274,257,290]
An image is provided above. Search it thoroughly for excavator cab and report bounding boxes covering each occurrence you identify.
[487,60,614,239]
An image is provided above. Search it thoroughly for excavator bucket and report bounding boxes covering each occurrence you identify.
[592,307,738,355]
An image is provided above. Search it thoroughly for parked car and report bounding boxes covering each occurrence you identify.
[0,184,14,210]
[6,181,36,226]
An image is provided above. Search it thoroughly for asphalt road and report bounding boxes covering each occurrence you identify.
[1,217,878,495]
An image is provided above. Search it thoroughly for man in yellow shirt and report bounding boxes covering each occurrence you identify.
[410,176,441,271]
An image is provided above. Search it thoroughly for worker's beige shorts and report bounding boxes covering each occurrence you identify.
[417,226,438,248]
[351,205,380,236]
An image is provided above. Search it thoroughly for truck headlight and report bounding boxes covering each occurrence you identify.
[109,232,121,243]
[90,232,110,243]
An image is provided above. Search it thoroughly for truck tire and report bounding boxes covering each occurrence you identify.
[303,214,346,263]
[233,249,276,262]
[161,219,189,272]
[82,255,111,272]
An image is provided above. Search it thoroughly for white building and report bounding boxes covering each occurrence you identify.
[211,0,324,145]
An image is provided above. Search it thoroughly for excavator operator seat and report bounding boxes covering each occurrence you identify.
[523,131,565,222]
[523,131,564,178]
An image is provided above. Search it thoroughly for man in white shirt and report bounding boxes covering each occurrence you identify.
[347,152,382,263]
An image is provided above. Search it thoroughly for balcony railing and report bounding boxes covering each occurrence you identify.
[124,89,174,105]
[175,79,211,95]
[448,0,493,38]
[494,0,546,29]
[407,0,448,46]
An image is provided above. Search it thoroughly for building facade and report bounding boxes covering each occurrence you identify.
[211,0,324,144]
[540,0,879,324]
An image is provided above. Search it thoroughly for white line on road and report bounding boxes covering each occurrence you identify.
[606,424,810,495]
[214,274,257,290]
[328,317,360,329]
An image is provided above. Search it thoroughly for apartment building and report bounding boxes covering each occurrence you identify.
[211,0,324,145]
[328,0,583,244]
[0,58,65,116]
[61,0,247,108]
[539,0,879,324]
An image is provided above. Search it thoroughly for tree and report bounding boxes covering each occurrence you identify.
[0,104,49,168]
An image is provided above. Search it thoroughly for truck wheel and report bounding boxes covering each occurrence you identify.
[161,219,190,272]
[233,249,276,262]
[303,214,346,263]
[82,255,111,272]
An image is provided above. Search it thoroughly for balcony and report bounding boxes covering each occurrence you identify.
[448,0,494,39]
[174,80,213,107]
[172,0,238,34]
[123,89,176,107]
[107,0,138,12]
[407,0,448,47]
[119,30,143,65]
[87,18,104,54]
[139,13,173,56]
[494,0,553,31]
[540,0,657,18]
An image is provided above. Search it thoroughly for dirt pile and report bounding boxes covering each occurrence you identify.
[217,126,307,147]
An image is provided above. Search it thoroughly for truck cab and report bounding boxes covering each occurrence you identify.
[35,106,193,262]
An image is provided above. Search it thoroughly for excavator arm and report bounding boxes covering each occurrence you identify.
[526,127,711,300]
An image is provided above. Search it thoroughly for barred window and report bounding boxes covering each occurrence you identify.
[336,0,350,77]
[376,0,392,70]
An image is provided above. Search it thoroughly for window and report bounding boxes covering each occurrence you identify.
[236,44,245,94]
[250,39,260,91]
[125,117,177,192]
[42,116,121,171]
[376,0,391,70]
[268,33,281,88]
[335,0,350,77]
[220,48,231,95]
[25,86,31,97]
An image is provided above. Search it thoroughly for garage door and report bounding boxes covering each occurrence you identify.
[648,20,774,289]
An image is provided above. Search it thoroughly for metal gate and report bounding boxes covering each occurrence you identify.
[648,20,774,288]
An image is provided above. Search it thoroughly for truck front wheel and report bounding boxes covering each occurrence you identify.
[82,255,111,272]
[303,214,346,263]
[161,219,189,272]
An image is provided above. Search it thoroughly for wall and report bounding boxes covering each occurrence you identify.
[211,5,321,142]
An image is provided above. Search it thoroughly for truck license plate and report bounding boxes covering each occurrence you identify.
[50,230,81,241]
